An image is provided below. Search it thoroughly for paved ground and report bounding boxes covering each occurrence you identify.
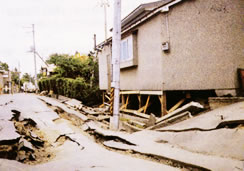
[0,94,179,171]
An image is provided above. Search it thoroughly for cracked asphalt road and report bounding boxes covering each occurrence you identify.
[0,94,179,171]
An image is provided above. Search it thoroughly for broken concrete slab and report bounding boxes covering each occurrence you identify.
[122,122,144,133]
[148,112,192,130]
[104,140,136,151]
[83,118,244,171]
[209,97,244,110]
[157,101,244,131]
[38,96,88,121]
[156,102,204,124]
[133,128,244,160]
[0,158,31,170]
[0,109,16,121]
[0,120,21,141]
[120,113,148,124]
[145,113,156,127]
[81,107,101,115]
[120,109,151,119]
[65,98,82,108]
[103,134,242,171]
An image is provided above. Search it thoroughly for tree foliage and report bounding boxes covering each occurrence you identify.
[21,73,34,85]
[39,53,101,105]
[11,68,20,85]
[0,61,9,71]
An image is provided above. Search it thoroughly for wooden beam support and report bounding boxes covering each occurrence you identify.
[103,91,105,102]
[105,95,111,101]
[120,104,126,110]
[120,91,140,95]
[122,94,125,106]
[140,91,163,95]
[137,106,145,113]
[137,95,141,109]
[120,90,163,95]
[168,98,185,113]
[159,92,167,117]
[143,95,151,113]
[125,95,130,109]
[137,102,152,113]
[99,91,105,108]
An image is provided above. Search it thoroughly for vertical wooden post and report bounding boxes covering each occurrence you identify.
[159,92,167,117]
[125,95,130,109]
[137,95,141,109]
[102,91,105,104]
[122,94,125,106]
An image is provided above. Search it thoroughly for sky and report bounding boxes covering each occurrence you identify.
[0,0,155,76]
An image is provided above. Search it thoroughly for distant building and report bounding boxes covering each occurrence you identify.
[0,70,4,94]
[40,64,56,77]
[0,70,12,94]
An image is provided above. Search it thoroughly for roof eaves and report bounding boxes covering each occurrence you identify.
[122,0,184,34]
[96,0,184,49]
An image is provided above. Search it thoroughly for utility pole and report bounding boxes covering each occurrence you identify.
[110,0,121,130]
[32,24,38,92]
[94,34,97,51]
[101,0,109,41]
[18,62,21,92]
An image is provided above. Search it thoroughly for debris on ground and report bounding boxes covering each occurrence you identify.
[39,91,48,96]
[1,93,244,171]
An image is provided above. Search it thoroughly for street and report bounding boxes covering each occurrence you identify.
[0,94,179,171]
[1,93,244,171]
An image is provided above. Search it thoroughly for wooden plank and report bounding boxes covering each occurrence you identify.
[120,109,150,119]
[137,102,152,113]
[105,95,111,101]
[129,120,145,127]
[109,96,114,103]
[137,95,141,109]
[122,122,143,132]
[97,115,111,121]
[137,106,145,113]
[140,91,163,95]
[122,95,125,106]
[143,95,151,113]
[125,95,130,109]
[120,91,140,95]
[102,91,105,103]
[120,113,148,124]
[99,103,105,108]
[120,104,127,110]
[120,90,163,95]
[168,98,185,113]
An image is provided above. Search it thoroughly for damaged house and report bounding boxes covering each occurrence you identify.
[97,0,244,116]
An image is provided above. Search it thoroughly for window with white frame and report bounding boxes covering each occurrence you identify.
[120,35,133,62]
